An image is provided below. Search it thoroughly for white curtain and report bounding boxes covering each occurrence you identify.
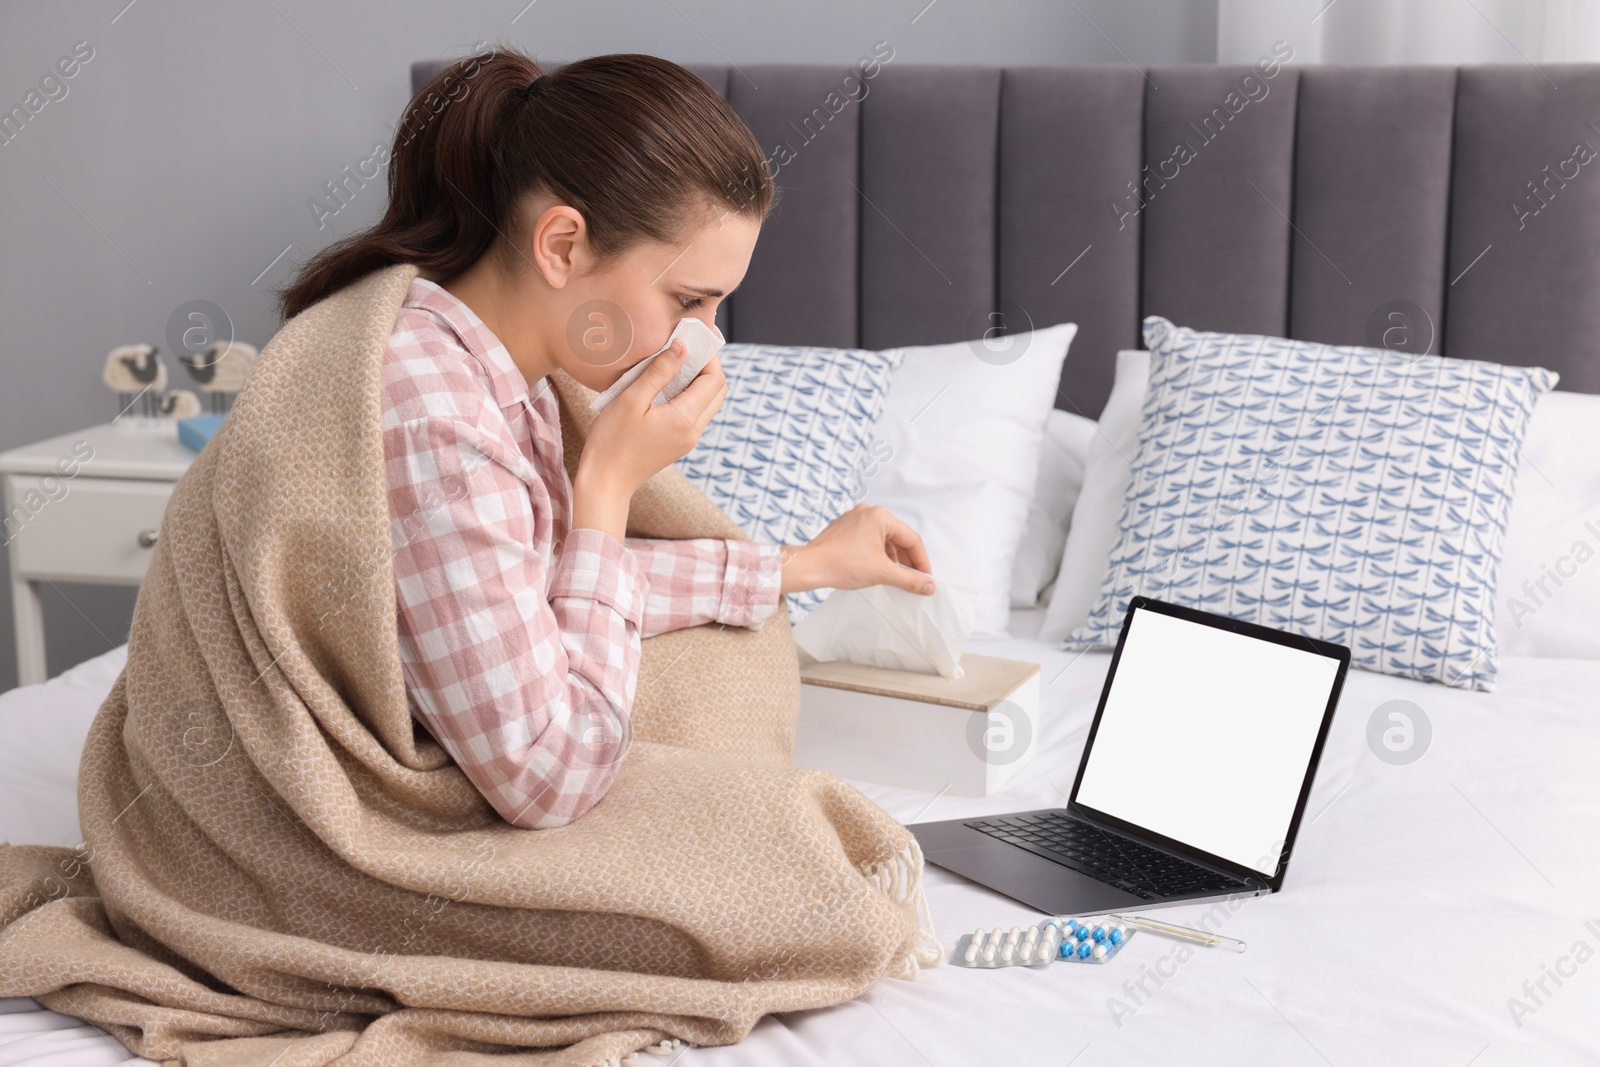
[1218,0,1600,64]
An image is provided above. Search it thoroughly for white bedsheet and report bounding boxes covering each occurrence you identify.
[4,613,1599,1066]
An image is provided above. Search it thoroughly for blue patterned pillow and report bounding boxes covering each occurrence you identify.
[1064,316,1558,691]
[676,341,905,624]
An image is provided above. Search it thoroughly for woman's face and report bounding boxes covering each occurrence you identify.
[525,196,762,394]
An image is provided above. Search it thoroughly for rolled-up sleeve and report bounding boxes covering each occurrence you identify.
[624,537,784,637]
[387,415,645,829]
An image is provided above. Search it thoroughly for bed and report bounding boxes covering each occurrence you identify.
[4,610,1599,1064]
[7,56,1600,1065]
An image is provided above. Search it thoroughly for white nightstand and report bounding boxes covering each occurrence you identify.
[0,421,197,685]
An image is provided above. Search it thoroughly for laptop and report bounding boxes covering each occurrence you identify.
[910,596,1350,914]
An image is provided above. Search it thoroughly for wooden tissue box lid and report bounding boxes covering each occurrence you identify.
[798,652,1039,713]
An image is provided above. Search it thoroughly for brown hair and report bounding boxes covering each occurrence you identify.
[277,47,776,321]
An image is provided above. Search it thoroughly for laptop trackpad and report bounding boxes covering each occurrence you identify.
[926,842,1147,915]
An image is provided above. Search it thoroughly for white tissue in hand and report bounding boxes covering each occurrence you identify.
[589,317,725,412]
[792,581,976,679]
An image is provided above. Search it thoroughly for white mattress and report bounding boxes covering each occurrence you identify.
[4,612,1599,1066]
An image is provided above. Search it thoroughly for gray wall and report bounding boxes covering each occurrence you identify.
[0,0,1217,691]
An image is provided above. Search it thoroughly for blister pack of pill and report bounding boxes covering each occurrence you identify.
[951,917,1133,968]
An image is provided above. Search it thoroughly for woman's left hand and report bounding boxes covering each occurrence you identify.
[780,503,935,596]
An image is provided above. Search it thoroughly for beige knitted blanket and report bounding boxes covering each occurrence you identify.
[0,263,938,1066]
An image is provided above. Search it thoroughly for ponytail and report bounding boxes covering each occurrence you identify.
[277,46,775,321]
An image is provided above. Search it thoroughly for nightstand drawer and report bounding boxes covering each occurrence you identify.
[6,475,175,583]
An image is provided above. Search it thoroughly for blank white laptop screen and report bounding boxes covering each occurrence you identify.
[1074,606,1341,877]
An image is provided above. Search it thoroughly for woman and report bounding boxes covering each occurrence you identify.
[276,48,937,831]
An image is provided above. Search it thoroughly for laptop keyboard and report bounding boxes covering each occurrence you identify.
[965,811,1255,901]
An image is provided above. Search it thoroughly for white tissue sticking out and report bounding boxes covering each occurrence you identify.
[792,580,976,679]
[589,317,725,412]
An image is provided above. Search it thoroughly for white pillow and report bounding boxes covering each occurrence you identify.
[1010,409,1097,607]
[1495,389,1600,657]
[864,322,1078,638]
[1038,350,1150,643]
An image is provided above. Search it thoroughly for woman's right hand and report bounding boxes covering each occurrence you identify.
[571,339,727,540]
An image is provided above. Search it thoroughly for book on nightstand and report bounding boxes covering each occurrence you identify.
[176,415,226,453]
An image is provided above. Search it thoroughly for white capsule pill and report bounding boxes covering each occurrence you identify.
[1008,926,1021,944]
[1001,942,1015,963]
[983,942,996,963]
[964,941,979,964]
[1019,942,1034,963]
[1024,925,1039,944]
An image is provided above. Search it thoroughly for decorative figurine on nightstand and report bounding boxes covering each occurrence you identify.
[179,340,258,415]
[158,389,202,419]
[102,343,167,418]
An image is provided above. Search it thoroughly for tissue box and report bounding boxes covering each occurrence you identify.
[793,652,1041,797]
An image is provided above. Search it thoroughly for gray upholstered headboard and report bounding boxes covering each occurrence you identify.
[412,59,1600,417]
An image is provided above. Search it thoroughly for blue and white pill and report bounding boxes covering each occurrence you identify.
[1092,925,1107,942]
[1092,943,1108,960]
[1059,941,1073,959]
[1075,924,1090,941]
[1076,941,1093,959]
[1108,926,1125,945]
